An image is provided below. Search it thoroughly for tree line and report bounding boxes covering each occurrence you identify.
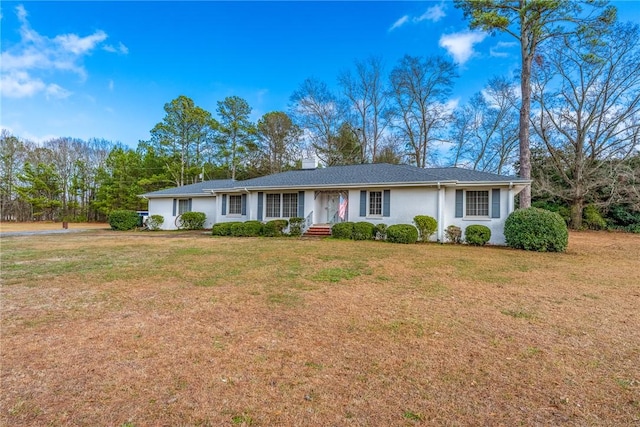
[1,2,639,230]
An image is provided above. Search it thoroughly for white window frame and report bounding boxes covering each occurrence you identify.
[369,191,383,217]
[178,199,190,215]
[465,190,490,218]
[282,193,298,218]
[228,195,242,216]
[266,192,298,218]
[266,194,281,218]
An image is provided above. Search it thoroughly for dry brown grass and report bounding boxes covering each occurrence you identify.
[0,222,109,233]
[1,230,639,426]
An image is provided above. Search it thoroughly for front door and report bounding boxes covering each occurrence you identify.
[326,193,340,223]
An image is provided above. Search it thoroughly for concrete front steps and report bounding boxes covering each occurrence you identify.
[303,224,332,238]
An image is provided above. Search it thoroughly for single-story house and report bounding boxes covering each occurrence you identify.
[140,162,529,244]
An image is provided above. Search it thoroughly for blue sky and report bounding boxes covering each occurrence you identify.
[2,1,639,147]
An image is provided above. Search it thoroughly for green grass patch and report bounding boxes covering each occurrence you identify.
[311,267,361,283]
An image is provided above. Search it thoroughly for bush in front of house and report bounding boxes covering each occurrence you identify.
[353,222,375,240]
[240,220,264,237]
[263,219,288,237]
[386,224,419,244]
[374,223,388,240]
[445,225,462,244]
[465,224,491,246]
[504,207,569,252]
[108,210,139,231]
[288,217,305,236]
[179,212,206,230]
[212,222,239,236]
[413,215,437,242]
[331,222,354,239]
[147,214,164,231]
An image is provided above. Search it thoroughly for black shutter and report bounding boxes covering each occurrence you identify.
[383,190,391,217]
[492,189,501,218]
[172,199,177,216]
[257,192,263,221]
[455,190,463,218]
[360,191,367,217]
[221,194,227,215]
[188,198,192,212]
[241,194,247,215]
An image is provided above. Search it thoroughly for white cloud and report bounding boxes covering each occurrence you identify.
[0,71,45,98]
[439,31,487,65]
[389,15,409,32]
[490,41,517,58]
[415,4,446,23]
[108,79,115,91]
[103,41,129,55]
[45,83,72,99]
[0,5,124,99]
[55,31,107,55]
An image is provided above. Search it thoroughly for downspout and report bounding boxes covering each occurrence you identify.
[437,182,444,242]
[508,182,515,215]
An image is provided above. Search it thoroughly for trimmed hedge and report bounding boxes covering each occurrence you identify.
[504,207,568,252]
[353,222,375,240]
[147,214,164,231]
[179,211,206,230]
[211,222,241,236]
[332,222,354,239]
[288,217,305,236]
[108,210,139,231]
[263,219,288,237]
[465,224,491,246]
[413,215,437,242]
[386,224,419,244]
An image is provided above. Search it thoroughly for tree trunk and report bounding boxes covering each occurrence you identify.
[518,17,533,208]
[570,198,584,230]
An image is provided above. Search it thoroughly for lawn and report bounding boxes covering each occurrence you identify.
[1,229,638,426]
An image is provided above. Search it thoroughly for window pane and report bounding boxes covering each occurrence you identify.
[369,191,382,216]
[229,195,242,215]
[282,193,298,217]
[466,191,489,216]
[178,199,190,214]
[266,194,281,217]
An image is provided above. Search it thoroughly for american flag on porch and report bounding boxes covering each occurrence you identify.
[338,196,348,220]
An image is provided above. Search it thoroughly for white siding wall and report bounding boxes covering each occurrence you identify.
[442,187,510,245]
[147,196,217,230]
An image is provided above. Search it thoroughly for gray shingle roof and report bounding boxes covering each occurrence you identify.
[238,163,526,189]
[142,179,236,197]
[141,164,528,197]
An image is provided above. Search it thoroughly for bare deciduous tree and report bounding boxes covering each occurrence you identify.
[532,22,640,229]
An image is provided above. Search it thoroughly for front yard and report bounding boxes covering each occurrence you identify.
[1,229,638,425]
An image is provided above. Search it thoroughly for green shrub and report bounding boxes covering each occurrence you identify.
[532,200,570,224]
[242,220,264,237]
[353,222,375,240]
[263,219,288,237]
[374,223,388,240]
[583,204,606,230]
[606,204,640,228]
[212,222,240,236]
[230,222,245,237]
[413,215,437,242]
[386,224,419,244]
[445,225,462,244]
[179,211,206,230]
[504,207,569,252]
[465,224,491,246]
[108,210,139,231]
[146,214,164,231]
[288,217,305,236]
[331,222,354,239]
